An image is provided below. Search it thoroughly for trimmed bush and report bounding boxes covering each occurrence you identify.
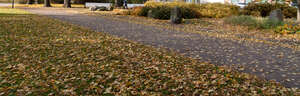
[148,5,171,20]
[198,3,240,18]
[260,18,284,29]
[224,15,259,28]
[133,2,239,20]
[131,6,145,16]
[242,3,297,18]
[180,5,201,19]
[224,15,285,29]
[113,9,131,15]
[144,2,201,19]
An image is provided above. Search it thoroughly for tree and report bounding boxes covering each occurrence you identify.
[34,0,40,4]
[298,0,300,22]
[27,0,34,4]
[115,0,123,7]
[44,0,51,7]
[64,0,71,8]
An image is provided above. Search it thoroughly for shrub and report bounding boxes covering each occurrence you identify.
[148,5,171,20]
[138,7,151,16]
[113,9,131,15]
[280,5,297,18]
[249,11,261,17]
[224,15,285,29]
[259,18,284,29]
[275,24,300,34]
[144,1,165,7]
[180,6,201,19]
[198,3,240,18]
[138,2,199,19]
[224,15,259,28]
[131,6,145,16]
[242,3,297,18]
[136,2,239,20]
[145,2,201,19]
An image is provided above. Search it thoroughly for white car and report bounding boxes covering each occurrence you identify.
[235,3,248,8]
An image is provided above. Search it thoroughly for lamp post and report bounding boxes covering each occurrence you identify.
[12,0,15,8]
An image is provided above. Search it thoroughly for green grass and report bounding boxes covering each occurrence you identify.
[224,15,285,29]
[0,8,299,95]
[224,15,259,28]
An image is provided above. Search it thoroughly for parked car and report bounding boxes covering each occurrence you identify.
[234,3,247,8]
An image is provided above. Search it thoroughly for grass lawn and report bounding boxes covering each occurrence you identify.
[0,8,299,95]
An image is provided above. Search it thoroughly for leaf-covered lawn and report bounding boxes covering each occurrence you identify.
[0,8,299,95]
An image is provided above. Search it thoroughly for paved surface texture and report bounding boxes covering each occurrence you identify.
[23,8,300,88]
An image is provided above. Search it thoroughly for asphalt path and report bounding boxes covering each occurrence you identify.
[23,8,300,88]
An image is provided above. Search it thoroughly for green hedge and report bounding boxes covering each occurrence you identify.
[242,3,297,18]
[198,3,240,18]
[224,15,285,29]
[132,2,239,20]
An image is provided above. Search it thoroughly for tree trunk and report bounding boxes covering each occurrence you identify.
[44,0,51,7]
[64,0,71,8]
[115,0,123,7]
[12,0,15,8]
[27,0,34,4]
[298,0,300,22]
[297,6,300,22]
[34,0,39,4]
